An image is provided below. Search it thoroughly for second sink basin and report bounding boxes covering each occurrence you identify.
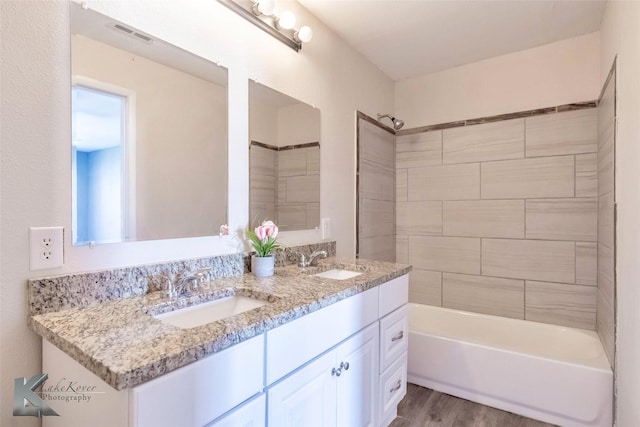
[155,295,267,328]
[312,269,363,280]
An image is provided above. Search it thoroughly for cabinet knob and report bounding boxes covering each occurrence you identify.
[391,331,404,342]
[390,379,402,394]
[331,367,342,377]
[340,361,350,371]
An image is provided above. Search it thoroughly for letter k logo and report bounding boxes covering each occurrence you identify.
[13,374,59,417]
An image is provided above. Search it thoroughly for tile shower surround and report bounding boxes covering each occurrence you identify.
[396,101,601,330]
[29,241,336,316]
[249,141,320,231]
[596,60,616,367]
[357,115,396,262]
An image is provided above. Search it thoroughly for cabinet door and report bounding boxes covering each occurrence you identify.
[207,393,265,427]
[335,323,379,427]
[268,351,337,427]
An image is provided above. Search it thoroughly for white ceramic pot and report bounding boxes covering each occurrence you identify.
[251,255,274,277]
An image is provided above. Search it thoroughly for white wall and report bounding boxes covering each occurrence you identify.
[250,98,279,146]
[278,103,321,146]
[249,97,319,147]
[0,1,394,425]
[600,2,640,425]
[395,31,601,128]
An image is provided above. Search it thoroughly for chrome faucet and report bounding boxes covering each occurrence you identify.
[297,250,327,268]
[162,267,211,299]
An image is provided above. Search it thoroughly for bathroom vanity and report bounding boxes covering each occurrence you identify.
[30,256,410,427]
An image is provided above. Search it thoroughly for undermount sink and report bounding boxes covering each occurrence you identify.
[312,269,363,280]
[154,295,267,328]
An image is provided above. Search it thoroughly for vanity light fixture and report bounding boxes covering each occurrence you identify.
[218,0,313,52]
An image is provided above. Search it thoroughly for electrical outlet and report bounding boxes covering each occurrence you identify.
[30,226,64,270]
[321,218,331,239]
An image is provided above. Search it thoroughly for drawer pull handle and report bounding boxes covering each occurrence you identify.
[331,367,342,377]
[390,380,402,393]
[340,361,350,371]
[391,331,404,342]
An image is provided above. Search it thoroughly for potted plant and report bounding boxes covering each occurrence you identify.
[246,220,282,277]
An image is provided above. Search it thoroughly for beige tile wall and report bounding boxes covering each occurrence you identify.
[277,146,320,230]
[397,108,599,330]
[249,145,276,224]
[359,119,396,262]
[597,70,616,367]
[250,144,320,230]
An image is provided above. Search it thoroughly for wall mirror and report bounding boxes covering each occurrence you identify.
[70,3,228,245]
[249,81,320,231]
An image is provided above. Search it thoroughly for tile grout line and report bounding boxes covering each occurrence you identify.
[402,152,594,168]
[421,269,597,288]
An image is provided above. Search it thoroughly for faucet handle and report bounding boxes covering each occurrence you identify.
[194,267,212,283]
[296,252,308,267]
[160,276,178,299]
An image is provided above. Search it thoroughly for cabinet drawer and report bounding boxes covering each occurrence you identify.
[266,286,379,384]
[131,334,264,427]
[379,275,408,318]
[379,352,407,426]
[379,305,408,373]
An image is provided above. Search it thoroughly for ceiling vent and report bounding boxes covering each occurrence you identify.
[110,23,154,44]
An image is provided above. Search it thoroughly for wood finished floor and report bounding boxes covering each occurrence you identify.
[390,384,557,427]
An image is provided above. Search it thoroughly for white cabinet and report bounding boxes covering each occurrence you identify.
[43,335,264,427]
[131,335,264,427]
[379,305,408,373]
[42,274,409,427]
[268,323,379,427]
[377,275,409,427]
[267,349,338,427]
[266,286,379,384]
[336,323,379,427]
[379,352,408,426]
[206,394,265,427]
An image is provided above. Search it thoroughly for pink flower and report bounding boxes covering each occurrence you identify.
[248,219,282,257]
[262,220,278,239]
[254,225,267,241]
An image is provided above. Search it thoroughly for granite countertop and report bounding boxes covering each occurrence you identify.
[29,257,411,391]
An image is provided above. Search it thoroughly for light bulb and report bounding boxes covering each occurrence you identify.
[277,10,296,30]
[295,25,313,43]
[257,0,275,16]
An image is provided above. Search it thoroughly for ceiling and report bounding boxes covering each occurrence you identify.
[297,0,607,81]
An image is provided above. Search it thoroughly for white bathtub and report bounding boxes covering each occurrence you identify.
[408,304,613,427]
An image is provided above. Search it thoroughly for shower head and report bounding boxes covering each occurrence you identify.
[377,113,404,130]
